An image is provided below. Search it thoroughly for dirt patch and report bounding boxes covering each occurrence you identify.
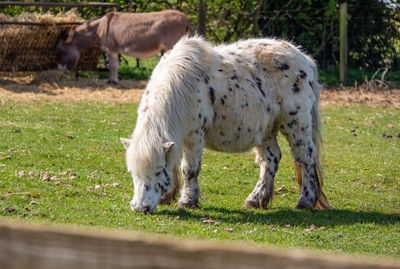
[0,71,399,108]
[320,88,400,109]
[0,71,145,103]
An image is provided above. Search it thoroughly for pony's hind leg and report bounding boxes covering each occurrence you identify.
[244,136,281,209]
[281,113,328,209]
[178,145,203,208]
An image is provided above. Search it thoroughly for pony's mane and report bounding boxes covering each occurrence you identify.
[128,36,213,175]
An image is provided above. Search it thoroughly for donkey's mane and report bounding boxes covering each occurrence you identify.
[128,36,212,175]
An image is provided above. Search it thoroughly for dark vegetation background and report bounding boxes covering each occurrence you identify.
[1,0,399,86]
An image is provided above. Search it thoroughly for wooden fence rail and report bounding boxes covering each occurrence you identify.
[0,222,399,269]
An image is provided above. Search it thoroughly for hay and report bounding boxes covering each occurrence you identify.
[1,9,85,23]
[0,10,102,72]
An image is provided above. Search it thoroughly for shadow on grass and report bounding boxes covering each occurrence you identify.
[156,206,400,227]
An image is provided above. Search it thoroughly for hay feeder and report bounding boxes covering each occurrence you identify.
[0,1,118,72]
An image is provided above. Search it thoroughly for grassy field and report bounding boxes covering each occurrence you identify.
[0,98,399,259]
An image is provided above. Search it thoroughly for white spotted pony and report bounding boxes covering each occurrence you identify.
[120,36,331,213]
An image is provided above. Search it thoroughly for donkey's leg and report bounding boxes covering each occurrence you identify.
[178,146,203,208]
[106,52,119,85]
[244,136,281,209]
[283,116,320,209]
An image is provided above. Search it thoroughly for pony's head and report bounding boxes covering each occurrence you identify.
[120,138,176,213]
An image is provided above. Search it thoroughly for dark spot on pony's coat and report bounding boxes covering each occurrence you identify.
[238,127,241,131]
[220,98,225,105]
[309,81,313,87]
[295,139,304,147]
[208,87,215,105]
[267,106,271,112]
[198,113,202,119]
[287,119,298,128]
[220,131,225,136]
[204,75,209,84]
[221,115,226,120]
[235,84,239,88]
[276,63,289,71]
[218,69,223,72]
[157,183,167,194]
[299,70,307,79]
[305,190,310,197]
[301,125,309,132]
[201,118,207,129]
[213,112,217,122]
[307,146,313,157]
[144,185,150,191]
[231,74,237,80]
[289,110,298,115]
[197,99,201,103]
[248,128,251,133]
[223,94,227,99]
[228,87,233,92]
[292,80,300,93]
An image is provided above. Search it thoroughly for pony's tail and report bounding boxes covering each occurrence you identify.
[295,74,331,209]
[158,165,181,205]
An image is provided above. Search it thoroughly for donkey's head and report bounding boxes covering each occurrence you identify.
[120,138,176,213]
[56,28,80,73]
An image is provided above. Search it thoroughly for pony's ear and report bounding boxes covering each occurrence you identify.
[163,142,175,164]
[120,138,131,149]
[163,142,174,153]
[65,26,76,44]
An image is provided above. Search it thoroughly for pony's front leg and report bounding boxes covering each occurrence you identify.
[178,146,203,208]
[106,52,119,85]
[244,138,281,209]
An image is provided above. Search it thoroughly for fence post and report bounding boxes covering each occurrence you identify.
[198,1,207,37]
[340,2,348,85]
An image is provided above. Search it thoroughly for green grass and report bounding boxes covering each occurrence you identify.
[0,98,399,258]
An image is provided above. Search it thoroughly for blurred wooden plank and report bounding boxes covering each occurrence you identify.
[0,222,399,269]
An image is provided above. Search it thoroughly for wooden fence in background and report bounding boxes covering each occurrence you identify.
[0,222,399,269]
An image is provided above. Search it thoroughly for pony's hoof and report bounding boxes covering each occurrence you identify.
[243,198,269,209]
[243,199,258,209]
[177,199,199,208]
[294,199,313,210]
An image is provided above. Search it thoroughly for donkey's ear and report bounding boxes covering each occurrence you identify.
[65,27,76,44]
[120,138,131,149]
[163,142,174,154]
